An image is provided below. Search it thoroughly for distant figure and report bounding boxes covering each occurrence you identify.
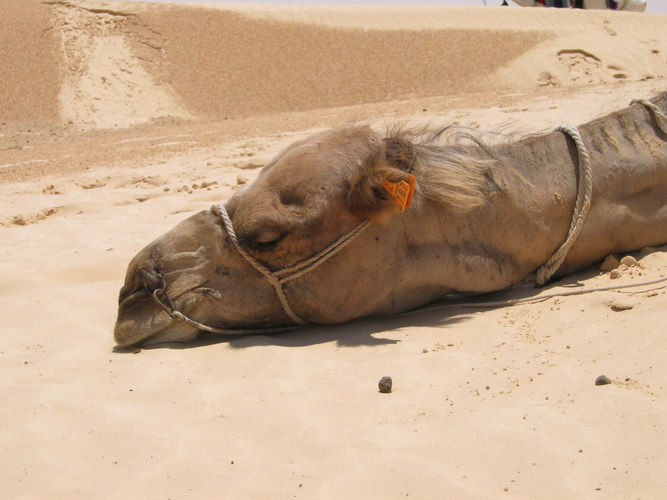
[535,0,572,6]
[512,0,645,10]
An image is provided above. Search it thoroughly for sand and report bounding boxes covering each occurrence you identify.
[1,1,666,498]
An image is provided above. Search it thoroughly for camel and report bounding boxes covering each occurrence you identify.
[114,92,667,347]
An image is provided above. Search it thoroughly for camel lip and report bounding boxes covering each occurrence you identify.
[114,290,202,347]
[113,314,183,348]
[114,290,172,347]
[114,317,159,347]
[118,289,150,309]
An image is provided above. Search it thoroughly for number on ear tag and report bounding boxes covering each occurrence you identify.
[382,174,415,212]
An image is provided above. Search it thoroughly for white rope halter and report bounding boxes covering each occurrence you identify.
[217,203,371,325]
[158,126,592,331]
[220,125,591,316]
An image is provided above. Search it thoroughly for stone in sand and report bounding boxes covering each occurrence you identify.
[600,255,620,271]
[620,255,638,267]
[378,376,393,393]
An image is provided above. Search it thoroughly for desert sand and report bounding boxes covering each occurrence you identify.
[1,0,666,498]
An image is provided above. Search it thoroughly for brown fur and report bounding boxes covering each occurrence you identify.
[114,92,667,347]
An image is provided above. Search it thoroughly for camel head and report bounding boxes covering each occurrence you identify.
[114,126,418,347]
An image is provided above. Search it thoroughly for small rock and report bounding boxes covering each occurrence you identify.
[609,268,624,280]
[619,255,638,267]
[595,375,612,386]
[378,376,392,393]
[600,255,620,271]
[236,175,249,185]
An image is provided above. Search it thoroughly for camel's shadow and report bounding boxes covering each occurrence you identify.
[126,309,473,352]
[115,266,604,353]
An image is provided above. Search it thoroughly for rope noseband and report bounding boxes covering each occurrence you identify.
[152,273,297,335]
[216,203,371,325]
[151,205,371,332]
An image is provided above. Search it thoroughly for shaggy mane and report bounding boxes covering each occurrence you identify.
[384,124,504,211]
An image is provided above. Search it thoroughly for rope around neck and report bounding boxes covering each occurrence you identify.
[534,97,666,284]
[535,125,593,285]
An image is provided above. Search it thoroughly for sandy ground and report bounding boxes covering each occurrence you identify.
[1,1,666,498]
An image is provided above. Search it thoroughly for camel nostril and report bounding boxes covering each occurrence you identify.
[139,268,163,294]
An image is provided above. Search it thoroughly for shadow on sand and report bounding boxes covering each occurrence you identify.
[113,265,609,353]
[113,305,475,353]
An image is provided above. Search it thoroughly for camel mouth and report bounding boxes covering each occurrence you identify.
[114,289,198,347]
[117,289,150,311]
[114,311,199,347]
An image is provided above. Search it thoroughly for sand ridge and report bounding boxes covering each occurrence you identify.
[3,1,666,130]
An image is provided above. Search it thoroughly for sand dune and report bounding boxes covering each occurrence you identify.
[1,1,666,498]
[2,1,666,129]
[0,0,61,123]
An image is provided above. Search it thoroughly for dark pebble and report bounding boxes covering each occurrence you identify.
[378,376,393,393]
[595,375,612,386]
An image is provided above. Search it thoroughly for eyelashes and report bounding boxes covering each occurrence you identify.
[238,229,288,252]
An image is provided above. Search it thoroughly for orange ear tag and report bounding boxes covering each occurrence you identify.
[382,174,416,212]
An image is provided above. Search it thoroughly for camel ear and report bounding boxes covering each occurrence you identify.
[346,166,415,219]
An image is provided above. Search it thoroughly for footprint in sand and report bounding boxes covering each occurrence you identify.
[537,71,559,87]
[78,179,109,190]
[606,64,628,80]
[602,19,617,37]
[557,49,604,85]
[3,207,60,227]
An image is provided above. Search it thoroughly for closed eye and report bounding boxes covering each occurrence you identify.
[239,229,288,252]
[234,210,299,253]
